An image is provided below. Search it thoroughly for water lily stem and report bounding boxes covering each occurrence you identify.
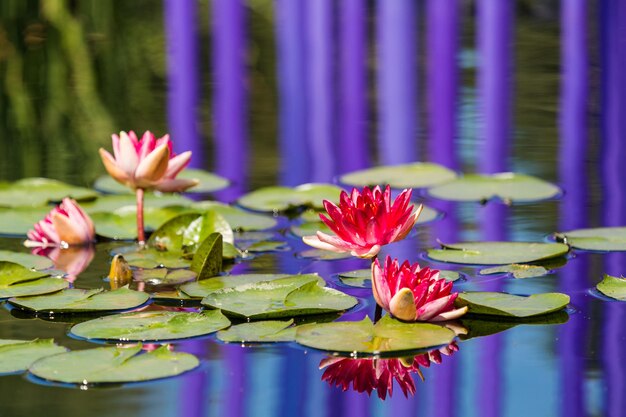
[136,188,145,244]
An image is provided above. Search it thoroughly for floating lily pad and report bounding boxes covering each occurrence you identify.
[239,240,289,253]
[0,178,98,208]
[298,249,353,260]
[93,169,229,194]
[83,194,193,213]
[295,315,455,357]
[459,311,570,340]
[202,275,357,319]
[237,183,343,213]
[596,275,626,301]
[133,268,197,286]
[191,201,277,231]
[116,248,191,269]
[9,287,150,314]
[0,250,54,270]
[555,227,626,251]
[29,344,198,384]
[91,206,189,240]
[427,242,569,265]
[180,273,293,298]
[190,233,222,279]
[339,163,457,189]
[217,320,296,343]
[0,261,68,298]
[455,292,570,318]
[0,339,68,374]
[0,206,52,236]
[70,310,230,342]
[480,264,549,279]
[426,173,561,203]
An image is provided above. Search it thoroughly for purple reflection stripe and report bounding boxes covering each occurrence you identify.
[274,0,310,186]
[426,0,460,168]
[376,0,417,164]
[178,341,207,417]
[306,0,335,183]
[339,0,370,173]
[224,344,246,417]
[477,0,513,174]
[212,0,248,199]
[164,0,202,166]
[431,359,456,417]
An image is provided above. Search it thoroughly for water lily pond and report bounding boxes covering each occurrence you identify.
[0,1,622,417]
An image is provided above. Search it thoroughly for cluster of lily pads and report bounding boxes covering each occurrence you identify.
[1,160,625,398]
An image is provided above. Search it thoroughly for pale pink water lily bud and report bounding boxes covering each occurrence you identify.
[372,256,468,322]
[98,130,199,192]
[24,198,95,248]
[302,185,422,258]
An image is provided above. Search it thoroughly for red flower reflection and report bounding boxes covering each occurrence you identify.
[319,343,459,400]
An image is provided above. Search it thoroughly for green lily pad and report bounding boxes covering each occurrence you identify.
[83,194,193,213]
[0,260,69,298]
[427,242,569,265]
[180,273,294,298]
[459,311,570,340]
[29,344,199,384]
[455,292,570,318]
[426,173,561,203]
[217,319,296,343]
[239,240,289,253]
[190,233,223,279]
[298,249,353,260]
[9,287,150,314]
[202,275,357,319]
[91,206,190,240]
[0,206,52,236]
[116,248,191,269]
[295,315,456,357]
[133,268,197,286]
[0,250,54,270]
[339,163,457,189]
[191,201,277,231]
[0,339,68,374]
[596,275,626,301]
[70,310,231,342]
[237,183,343,213]
[148,211,233,253]
[93,169,229,194]
[0,178,98,208]
[480,264,549,279]
[555,227,626,251]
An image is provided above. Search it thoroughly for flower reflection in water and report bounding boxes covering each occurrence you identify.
[319,342,459,400]
[31,245,95,283]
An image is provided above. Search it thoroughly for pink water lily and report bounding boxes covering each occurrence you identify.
[24,198,95,248]
[31,246,95,283]
[319,342,459,399]
[372,256,468,322]
[302,185,422,258]
[98,131,198,192]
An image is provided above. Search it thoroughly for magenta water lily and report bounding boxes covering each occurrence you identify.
[24,198,95,249]
[372,256,468,322]
[302,185,422,258]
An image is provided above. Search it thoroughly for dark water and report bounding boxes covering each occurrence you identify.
[0,1,622,416]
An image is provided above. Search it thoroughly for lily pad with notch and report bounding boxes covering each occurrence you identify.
[180,273,302,298]
[555,227,626,252]
[0,261,68,298]
[94,169,229,194]
[217,319,297,343]
[237,183,343,213]
[426,173,561,203]
[455,292,570,318]
[9,287,150,314]
[202,275,357,319]
[70,310,230,342]
[0,339,68,374]
[295,315,456,357]
[596,274,626,301]
[427,241,569,265]
[338,163,457,189]
[29,344,198,385]
[0,250,54,270]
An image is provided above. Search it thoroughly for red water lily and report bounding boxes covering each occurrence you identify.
[302,185,421,258]
[319,342,459,399]
[372,256,468,322]
[24,198,95,249]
